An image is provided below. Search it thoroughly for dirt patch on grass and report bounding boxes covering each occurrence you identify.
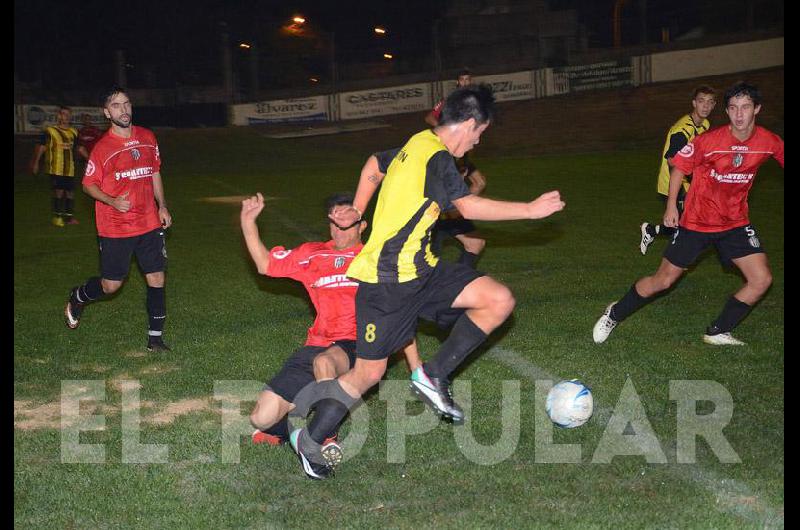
[146,398,212,426]
[14,399,116,431]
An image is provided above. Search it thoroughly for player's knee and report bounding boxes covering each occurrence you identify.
[250,393,282,429]
[749,270,772,294]
[313,354,337,380]
[354,364,386,388]
[465,238,486,254]
[101,279,123,294]
[145,272,165,288]
[490,284,516,318]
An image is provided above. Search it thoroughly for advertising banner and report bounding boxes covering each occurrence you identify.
[339,83,431,120]
[231,96,329,125]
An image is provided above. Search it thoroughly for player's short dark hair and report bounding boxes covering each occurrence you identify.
[439,84,495,127]
[100,85,129,107]
[693,85,716,99]
[457,68,472,79]
[724,82,762,107]
[58,105,71,112]
[325,192,354,214]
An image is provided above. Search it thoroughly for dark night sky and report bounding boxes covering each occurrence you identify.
[14,0,445,87]
[14,0,783,90]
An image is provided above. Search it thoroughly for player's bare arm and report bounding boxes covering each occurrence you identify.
[240,192,271,275]
[83,183,131,213]
[330,154,386,227]
[453,190,565,221]
[151,172,172,228]
[663,167,685,227]
[30,145,45,174]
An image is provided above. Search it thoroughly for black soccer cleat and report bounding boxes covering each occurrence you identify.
[146,336,171,352]
[289,428,342,480]
[64,287,84,329]
[409,365,465,423]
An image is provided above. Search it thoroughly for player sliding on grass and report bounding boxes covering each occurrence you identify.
[240,192,421,479]
[288,83,565,479]
[594,82,783,346]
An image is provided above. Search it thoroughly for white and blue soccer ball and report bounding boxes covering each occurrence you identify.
[545,379,593,428]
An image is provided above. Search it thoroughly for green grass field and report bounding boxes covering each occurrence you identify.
[14,121,783,528]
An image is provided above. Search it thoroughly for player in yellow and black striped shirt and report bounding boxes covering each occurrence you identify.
[287,85,566,479]
[31,106,88,227]
[639,86,716,254]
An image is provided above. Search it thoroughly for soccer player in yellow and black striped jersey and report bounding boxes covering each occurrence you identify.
[287,84,566,478]
[639,86,716,254]
[31,106,88,227]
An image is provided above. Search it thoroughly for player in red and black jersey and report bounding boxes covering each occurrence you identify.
[242,192,421,479]
[64,86,173,352]
[594,82,783,346]
[241,192,364,458]
[77,112,105,160]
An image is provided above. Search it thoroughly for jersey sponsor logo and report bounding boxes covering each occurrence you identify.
[271,249,292,259]
[85,160,96,177]
[678,143,694,157]
[732,153,743,167]
[124,140,140,147]
[311,274,358,288]
[114,166,154,181]
[730,145,748,151]
[710,169,754,184]
[131,148,141,160]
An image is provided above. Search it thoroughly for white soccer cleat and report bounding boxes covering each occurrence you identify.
[640,223,655,255]
[702,332,746,346]
[593,303,619,344]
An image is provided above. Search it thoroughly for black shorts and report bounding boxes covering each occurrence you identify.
[355,261,483,360]
[663,224,765,269]
[99,228,167,281]
[49,174,76,192]
[266,340,357,402]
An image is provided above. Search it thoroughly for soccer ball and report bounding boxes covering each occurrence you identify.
[545,379,593,428]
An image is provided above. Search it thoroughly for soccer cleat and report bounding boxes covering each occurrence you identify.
[65,217,80,225]
[409,365,465,423]
[64,287,84,329]
[592,302,619,344]
[703,332,746,346]
[252,429,286,446]
[289,428,341,480]
[146,336,172,352]
[640,222,655,255]
[52,216,65,227]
